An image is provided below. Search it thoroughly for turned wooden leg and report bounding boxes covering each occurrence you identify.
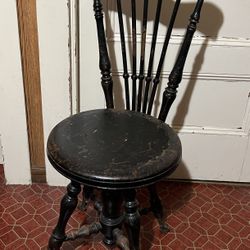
[124,189,140,250]
[100,190,123,246]
[48,181,81,250]
[148,184,169,233]
[79,185,94,211]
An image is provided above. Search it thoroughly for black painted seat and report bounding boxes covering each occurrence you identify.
[47,109,181,189]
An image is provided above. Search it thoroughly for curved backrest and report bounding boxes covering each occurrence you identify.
[93,0,204,122]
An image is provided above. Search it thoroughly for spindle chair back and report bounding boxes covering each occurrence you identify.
[94,0,203,122]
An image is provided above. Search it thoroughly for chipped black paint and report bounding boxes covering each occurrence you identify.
[47,109,181,189]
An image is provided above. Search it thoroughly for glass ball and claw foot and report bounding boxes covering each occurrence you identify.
[139,185,170,233]
[79,184,169,233]
[48,185,139,250]
[47,109,181,249]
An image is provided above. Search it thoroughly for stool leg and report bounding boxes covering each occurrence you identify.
[48,181,81,250]
[79,185,94,211]
[148,184,169,233]
[124,189,140,250]
[100,190,123,246]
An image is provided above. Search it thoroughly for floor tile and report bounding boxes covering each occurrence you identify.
[0,165,250,249]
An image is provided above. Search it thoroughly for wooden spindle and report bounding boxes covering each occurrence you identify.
[137,0,149,112]
[142,0,162,113]
[117,0,130,110]
[131,0,137,111]
[158,0,204,122]
[147,0,181,115]
[93,0,114,109]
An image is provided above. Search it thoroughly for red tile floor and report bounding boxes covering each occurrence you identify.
[0,164,250,250]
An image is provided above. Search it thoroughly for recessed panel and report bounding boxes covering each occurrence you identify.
[109,0,250,39]
[109,39,250,77]
[170,133,248,182]
[111,75,250,130]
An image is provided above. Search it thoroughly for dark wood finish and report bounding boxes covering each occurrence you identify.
[148,184,169,233]
[137,0,149,112]
[147,0,181,115]
[47,109,181,189]
[114,0,203,121]
[131,0,137,111]
[124,190,140,250]
[47,0,204,248]
[159,0,204,122]
[48,182,81,249]
[142,0,162,114]
[16,0,46,183]
[100,190,124,245]
[93,0,114,108]
[117,0,130,110]
[66,222,102,241]
[79,185,94,211]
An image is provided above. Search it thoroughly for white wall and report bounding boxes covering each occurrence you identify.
[0,136,3,164]
[0,0,31,184]
[0,0,71,185]
[37,0,71,186]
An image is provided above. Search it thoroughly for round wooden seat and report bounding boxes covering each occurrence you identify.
[47,109,181,189]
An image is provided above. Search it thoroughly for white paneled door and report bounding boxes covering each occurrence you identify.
[79,0,250,182]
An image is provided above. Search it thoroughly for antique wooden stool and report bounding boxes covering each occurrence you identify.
[47,0,204,249]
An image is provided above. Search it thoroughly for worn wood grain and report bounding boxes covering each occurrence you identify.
[16,0,46,183]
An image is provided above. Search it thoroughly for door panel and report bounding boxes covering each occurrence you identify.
[172,134,248,182]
